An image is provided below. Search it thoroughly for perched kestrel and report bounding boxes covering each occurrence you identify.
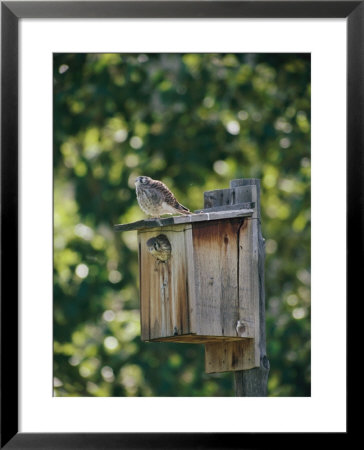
[146,234,172,262]
[135,176,192,218]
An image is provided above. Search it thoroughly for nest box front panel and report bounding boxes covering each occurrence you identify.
[192,219,239,337]
[138,225,192,341]
[191,217,258,340]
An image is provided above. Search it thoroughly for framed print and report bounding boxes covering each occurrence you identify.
[1,1,359,447]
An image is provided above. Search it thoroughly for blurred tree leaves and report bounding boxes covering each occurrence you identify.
[53,53,310,397]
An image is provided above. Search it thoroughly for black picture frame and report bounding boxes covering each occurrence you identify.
[1,1,358,447]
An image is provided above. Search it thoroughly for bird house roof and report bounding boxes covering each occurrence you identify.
[113,202,254,232]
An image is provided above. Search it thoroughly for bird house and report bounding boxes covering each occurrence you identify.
[114,180,263,373]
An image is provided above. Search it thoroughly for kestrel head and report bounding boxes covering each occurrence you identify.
[135,176,152,187]
[146,234,172,261]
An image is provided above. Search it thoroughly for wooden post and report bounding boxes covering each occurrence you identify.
[204,179,269,396]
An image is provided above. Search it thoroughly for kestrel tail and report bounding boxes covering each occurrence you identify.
[135,176,192,218]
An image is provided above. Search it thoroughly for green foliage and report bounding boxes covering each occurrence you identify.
[53,53,310,397]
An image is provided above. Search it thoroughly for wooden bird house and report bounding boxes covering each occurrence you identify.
[114,179,265,374]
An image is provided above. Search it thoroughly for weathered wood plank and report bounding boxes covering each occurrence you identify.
[148,335,247,344]
[192,222,223,337]
[114,209,253,232]
[204,188,235,208]
[138,225,191,340]
[205,340,256,373]
[184,227,197,334]
[194,202,254,213]
[169,230,189,336]
[250,211,261,367]
[232,178,270,396]
[238,216,260,366]
[138,235,150,341]
[237,218,257,340]
[192,219,241,337]
[159,262,170,337]
[232,180,260,219]
[218,220,240,337]
[115,217,174,232]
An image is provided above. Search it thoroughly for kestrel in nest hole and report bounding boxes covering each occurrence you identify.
[146,234,172,262]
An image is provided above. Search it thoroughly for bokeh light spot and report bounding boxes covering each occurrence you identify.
[75,263,89,279]
[213,160,228,175]
[103,310,116,322]
[130,136,143,149]
[292,307,306,320]
[104,336,119,350]
[108,270,122,284]
[59,64,69,74]
[226,120,240,135]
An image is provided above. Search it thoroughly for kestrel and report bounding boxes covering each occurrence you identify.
[135,176,192,218]
[146,234,172,262]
